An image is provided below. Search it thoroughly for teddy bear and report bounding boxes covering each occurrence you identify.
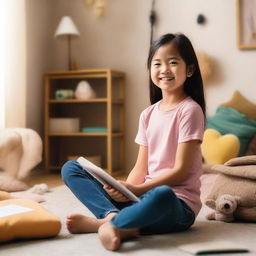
[205,194,240,222]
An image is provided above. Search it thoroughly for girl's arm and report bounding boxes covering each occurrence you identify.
[103,145,148,201]
[125,140,201,196]
[126,145,148,185]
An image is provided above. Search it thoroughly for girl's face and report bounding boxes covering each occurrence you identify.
[150,43,190,95]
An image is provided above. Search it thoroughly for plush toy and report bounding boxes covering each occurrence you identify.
[201,129,240,164]
[206,194,240,222]
[0,128,42,179]
[75,80,96,100]
[204,155,256,222]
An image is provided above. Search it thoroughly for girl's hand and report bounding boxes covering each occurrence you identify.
[119,181,142,196]
[103,183,129,202]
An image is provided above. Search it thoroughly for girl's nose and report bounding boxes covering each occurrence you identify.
[161,65,171,74]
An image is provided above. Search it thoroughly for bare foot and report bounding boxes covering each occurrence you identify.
[98,222,121,250]
[98,222,138,251]
[66,212,116,234]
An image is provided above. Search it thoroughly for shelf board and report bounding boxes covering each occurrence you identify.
[48,98,123,104]
[48,132,124,137]
[45,69,125,78]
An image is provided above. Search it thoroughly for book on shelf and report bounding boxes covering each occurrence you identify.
[81,127,107,133]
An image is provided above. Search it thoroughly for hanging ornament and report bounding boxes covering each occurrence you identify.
[84,0,95,7]
[197,14,206,25]
[149,0,156,46]
[93,0,105,18]
[84,0,106,18]
[197,52,214,84]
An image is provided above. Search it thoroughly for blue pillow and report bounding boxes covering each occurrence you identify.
[207,107,256,156]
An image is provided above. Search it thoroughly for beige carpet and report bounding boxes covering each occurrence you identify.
[0,185,255,256]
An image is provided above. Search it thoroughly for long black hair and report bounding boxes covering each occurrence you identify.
[147,33,206,116]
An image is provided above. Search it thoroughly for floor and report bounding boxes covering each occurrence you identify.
[1,167,255,255]
[1,184,255,256]
[23,169,64,189]
[23,168,128,189]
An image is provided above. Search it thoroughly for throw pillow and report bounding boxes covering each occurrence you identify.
[207,107,256,156]
[201,129,240,164]
[245,135,256,156]
[220,91,256,120]
[0,199,61,242]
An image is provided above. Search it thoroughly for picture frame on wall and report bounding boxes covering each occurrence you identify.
[236,0,256,49]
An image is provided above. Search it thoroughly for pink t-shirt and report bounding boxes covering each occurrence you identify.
[135,97,204,215]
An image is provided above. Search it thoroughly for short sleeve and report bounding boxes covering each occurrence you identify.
[135,111,148,146]
[178,105,204,143]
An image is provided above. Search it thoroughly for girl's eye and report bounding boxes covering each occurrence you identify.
[153,63,160,66]
[170,61,178,65]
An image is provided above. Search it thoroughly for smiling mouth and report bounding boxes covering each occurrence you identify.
[159,77,174,81]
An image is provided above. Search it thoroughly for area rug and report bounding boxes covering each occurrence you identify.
[0,185,255,255]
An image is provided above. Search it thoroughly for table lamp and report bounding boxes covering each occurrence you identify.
[55,16,80,70]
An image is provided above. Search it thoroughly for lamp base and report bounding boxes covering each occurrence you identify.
[69,58,78,71]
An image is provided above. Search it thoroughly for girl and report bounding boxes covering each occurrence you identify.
[61,33,206,251]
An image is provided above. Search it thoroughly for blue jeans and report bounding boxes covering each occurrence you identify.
[61,160,195,234]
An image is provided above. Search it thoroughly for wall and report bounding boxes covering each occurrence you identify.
[0,1,8,128]
[18,0,256,172]
[1,0,53,131]
[49,0,256,171]
[3,0,27,128]
[25,0,54,134]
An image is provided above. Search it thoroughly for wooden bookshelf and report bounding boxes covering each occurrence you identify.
[44,69,125,176]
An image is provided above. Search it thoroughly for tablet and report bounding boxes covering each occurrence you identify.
[77,157,140,202]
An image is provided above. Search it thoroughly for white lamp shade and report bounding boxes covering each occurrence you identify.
[55,16,80,37]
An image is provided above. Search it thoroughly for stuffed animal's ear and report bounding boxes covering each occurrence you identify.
[205,199,216,209]
[234,195,241,204]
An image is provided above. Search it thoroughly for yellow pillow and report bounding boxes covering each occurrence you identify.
[0,199,61,243]
[201,129,240,164]
[220,91,256,120]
